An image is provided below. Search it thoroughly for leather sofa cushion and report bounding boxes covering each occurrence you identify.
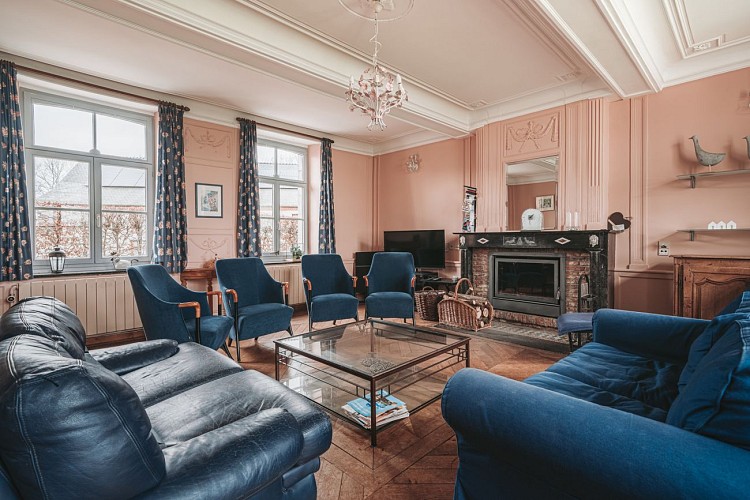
[122,342,242,407]
[0,334,165,499]
[525,342,682,417]
[667,317,750,450]
[90,339,179,375]
[0,297,86,360]
[146,369,332,464]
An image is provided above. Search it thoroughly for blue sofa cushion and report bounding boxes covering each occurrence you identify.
[366,291,414,319]
[678,291,750,391]
[234,302,293,340]
[310,294,358,323]
[667,317,750,450]
[525,342,682,418]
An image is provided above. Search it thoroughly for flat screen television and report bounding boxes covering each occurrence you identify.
[383,230,445,269]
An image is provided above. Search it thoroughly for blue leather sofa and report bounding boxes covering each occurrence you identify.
[0,296,332,499]
[442,293,750,499]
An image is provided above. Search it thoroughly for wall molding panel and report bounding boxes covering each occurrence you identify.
[627,96,648,271]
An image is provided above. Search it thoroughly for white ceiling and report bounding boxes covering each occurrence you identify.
[1,0,748,155]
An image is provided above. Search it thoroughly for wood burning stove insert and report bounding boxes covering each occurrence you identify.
[489,252,565,317]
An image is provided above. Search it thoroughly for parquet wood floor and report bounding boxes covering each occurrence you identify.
[233,307,564,500]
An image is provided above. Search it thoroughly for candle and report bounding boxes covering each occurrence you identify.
[566,212,572,229]
[574,211,580,229]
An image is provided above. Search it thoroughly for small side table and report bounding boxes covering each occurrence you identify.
[180,267,218,311]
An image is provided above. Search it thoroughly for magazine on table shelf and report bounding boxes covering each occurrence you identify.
[342,391,409,429]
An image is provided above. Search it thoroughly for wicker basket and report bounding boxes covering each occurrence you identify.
[415,286,446,322]
[437,278,493,331]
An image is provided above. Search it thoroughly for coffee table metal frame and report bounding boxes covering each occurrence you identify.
[274,320,470,446]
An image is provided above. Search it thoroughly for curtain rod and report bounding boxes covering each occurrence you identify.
[15,64,190,112]
[236,117,332,144]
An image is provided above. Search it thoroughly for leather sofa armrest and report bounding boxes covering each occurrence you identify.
[138,409,303,499]
[592,309,710,363]
[442,368,750,499]
[89,339,179,375]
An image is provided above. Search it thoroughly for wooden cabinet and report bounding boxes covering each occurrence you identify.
[673,255,750,319]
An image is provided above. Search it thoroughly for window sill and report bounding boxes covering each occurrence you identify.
[34,268,127,278]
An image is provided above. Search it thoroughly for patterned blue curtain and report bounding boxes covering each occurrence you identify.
[318,138,336,254]
[153,102,187,273]
[0,61,33,281]
[237,118,262,257]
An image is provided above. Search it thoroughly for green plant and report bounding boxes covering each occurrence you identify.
[291,245,302,260]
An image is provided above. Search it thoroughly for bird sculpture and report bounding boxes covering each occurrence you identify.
[689,136,725,168]
[744,136,750,160]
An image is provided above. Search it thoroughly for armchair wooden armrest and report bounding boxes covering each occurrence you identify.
[281,281,290,305]
[352,276,358,290]
[410,276,416,288]
[178,301,202,344]
[303,278,312,291]
[207,290,224,315]
[363,276,369,288]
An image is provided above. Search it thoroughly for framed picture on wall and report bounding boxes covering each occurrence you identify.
[195,183,223,218]
[535,195,554,212]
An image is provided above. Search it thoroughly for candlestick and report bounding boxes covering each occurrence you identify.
[566,212,572,229]
[574,212,580,230]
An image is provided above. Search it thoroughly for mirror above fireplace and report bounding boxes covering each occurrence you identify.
[506,155,558,231]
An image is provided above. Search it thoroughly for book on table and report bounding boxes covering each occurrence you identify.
[342,391,409,429]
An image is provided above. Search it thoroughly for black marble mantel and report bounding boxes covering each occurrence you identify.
[456,230,613,311]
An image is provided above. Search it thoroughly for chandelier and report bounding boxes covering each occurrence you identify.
[342,0,412,131]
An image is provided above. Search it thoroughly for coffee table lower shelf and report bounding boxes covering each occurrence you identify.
[273,321,470,446]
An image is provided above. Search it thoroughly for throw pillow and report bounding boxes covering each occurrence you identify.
[666,317,750,450]
[677,291,750,391]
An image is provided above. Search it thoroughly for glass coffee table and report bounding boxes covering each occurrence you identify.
[274,320,470,446]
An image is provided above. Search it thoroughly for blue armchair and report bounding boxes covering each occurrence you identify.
[128,265,232,355]
[301,254,359,331]
[215,257,294,362]
[364,252,416,323]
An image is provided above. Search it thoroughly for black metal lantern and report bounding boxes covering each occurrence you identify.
[48,246,66,274]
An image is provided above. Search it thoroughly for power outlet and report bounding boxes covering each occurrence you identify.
[658,242,670,256]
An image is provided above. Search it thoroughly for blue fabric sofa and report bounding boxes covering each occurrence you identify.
[0,297,332,499]
[442,293,750,499]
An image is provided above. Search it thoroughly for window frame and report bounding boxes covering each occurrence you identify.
[22,89,155,273]
[257,139,307,262]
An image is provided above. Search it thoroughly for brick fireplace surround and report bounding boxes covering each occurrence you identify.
[458,231,612,328]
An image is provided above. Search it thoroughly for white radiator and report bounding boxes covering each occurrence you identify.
[0,274,141,336]
[267,263,305,305]
[0,264,304,338]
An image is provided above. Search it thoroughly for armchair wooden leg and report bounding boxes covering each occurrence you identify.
[412,316,416,326]
[333,320,337,325]
[220,342,231,357]
[227,338,233,346]
[308,317,313,332]
[236,337,241,363]
[286,325,294,336]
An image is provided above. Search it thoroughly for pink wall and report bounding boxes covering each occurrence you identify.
[507,181,557,230]
[308,145,374,267]
[183,118,238,267]
[375,138,472,276]
[608,67,750,313]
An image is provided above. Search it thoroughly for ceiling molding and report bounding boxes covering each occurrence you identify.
[663,0,750,59]
[595,0,664,91]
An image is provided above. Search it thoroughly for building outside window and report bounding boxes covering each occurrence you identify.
[22,90,154,272]
[257,140,306,259]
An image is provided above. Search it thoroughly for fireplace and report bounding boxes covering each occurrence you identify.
[489,253,564,317]
[458,230,612,328]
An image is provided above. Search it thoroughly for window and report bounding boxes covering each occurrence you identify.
[23,90,154,272]
[257,141,306,259]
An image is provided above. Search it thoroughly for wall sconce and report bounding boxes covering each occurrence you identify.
[406,154,420,173]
